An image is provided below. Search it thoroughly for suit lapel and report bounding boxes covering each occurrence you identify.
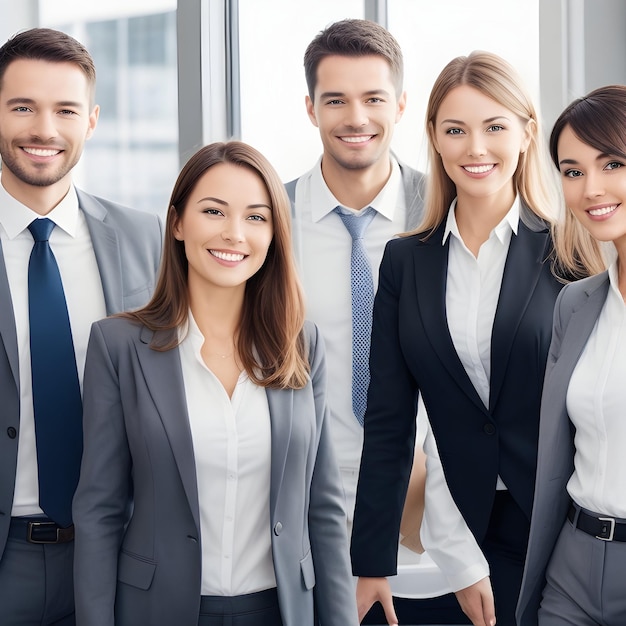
[549,276,609,402]
[489,222,550,411]
[136,327,200,530]
[77,190,124,315]
[266,386,293,517]
[0,241,19,388]
[414,226,486,412]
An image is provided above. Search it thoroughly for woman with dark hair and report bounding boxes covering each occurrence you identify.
[517,85,626,626]
[72,141,358,626]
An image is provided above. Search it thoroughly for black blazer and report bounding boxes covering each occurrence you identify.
[351,215,563,576]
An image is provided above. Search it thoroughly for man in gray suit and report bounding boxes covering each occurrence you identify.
[0,28,162,625]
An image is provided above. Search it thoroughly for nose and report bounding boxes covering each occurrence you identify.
[344,102,368,129]
[583,170,605,199]
[30,112,58,142]
[221,218,245,243]
[467,133,487,157]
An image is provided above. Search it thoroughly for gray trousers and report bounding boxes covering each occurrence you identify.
[539,515,626,625]
[0,533,75,625]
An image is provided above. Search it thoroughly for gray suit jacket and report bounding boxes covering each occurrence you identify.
[516,271,610,626]
[73,319,358,626]
[285,159,426,230]
[0,189,162,558]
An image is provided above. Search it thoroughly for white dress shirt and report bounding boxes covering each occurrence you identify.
[178,313,276,596]
[291,157,406,522]
[0,182,106,518]
[420,198,520,591]
[567,261,626,518]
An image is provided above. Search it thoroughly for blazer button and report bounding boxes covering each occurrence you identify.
[7,427,17,439]
[273,522,283,536]
[483,423,496,435]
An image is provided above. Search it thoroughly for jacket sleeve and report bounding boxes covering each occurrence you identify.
[306,323,359,626]
[73,321,131,626]
[351,242,420,576]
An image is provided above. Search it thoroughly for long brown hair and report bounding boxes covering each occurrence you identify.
[413,51,558,238]
[124,141,309,389]
[549,86,623,279]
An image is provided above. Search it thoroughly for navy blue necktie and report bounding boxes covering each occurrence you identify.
[335,207,376,426]
[28,218,82,528]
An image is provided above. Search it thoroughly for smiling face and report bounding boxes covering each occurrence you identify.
[0,58,98,204]
[173,162,274,297]
[305,54,406,177]
[557,124,626,251]
[432,84,531,210]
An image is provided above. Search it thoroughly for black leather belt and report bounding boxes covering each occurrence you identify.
[568,504,626,542]
[9,518,74,544]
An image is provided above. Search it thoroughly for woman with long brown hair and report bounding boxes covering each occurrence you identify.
[72,141,358,626]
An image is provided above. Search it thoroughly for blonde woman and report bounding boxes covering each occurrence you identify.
[351,52,596,626]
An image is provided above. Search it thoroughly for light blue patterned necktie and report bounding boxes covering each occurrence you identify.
[335,206,376,426]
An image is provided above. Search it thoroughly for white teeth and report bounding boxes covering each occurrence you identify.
[463,164,494,174]
[340,135,373,143]
[588,205,618,216]
[210,250,244,262]
[23,147,60,157]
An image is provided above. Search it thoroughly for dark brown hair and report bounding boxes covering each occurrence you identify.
[124,141,310,389]
[549,86,626,279]
[304,18,403,99]
[0,28,96,99]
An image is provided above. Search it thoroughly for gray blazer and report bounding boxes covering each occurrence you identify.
[285,159,426,230]
[73,318,358,626]
[516,271,610,626]
[0,189,162,558]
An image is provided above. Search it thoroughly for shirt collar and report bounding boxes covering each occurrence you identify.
[443,196,520,246]
[0,180,81,240]
[607,261,624,305]
[309,155,404,220]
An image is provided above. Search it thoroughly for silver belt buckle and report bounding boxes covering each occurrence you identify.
[596,516,616,541]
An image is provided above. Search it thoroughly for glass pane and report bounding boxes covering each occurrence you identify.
[39,0,178,217]
[238,0,364,182]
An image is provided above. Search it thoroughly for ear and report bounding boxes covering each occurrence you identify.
[85,104,100,140]
[520,118,535,154]
[428,121,440,154]
[170,206,184,241]
[395,91,407,123]
[305,95,319,128]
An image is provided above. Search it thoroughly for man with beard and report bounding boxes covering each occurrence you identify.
[0,28,162,625]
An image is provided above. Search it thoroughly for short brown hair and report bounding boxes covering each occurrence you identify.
[304,18,403,99]
[125,141,310,389]
[0,28,96,97]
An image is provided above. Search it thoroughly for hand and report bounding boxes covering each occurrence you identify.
[454,576,496,626]
[356,577,398,625]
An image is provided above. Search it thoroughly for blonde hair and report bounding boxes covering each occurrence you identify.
[412,51,559,238]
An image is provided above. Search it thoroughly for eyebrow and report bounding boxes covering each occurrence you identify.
[197,197,272,210]
[559,152,616,167]
[5,97,85,109]
[440,115,511,125]
[318,89,391,99]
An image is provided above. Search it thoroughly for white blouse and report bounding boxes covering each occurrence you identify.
[567,262,626,517]
[178,313,276,595]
